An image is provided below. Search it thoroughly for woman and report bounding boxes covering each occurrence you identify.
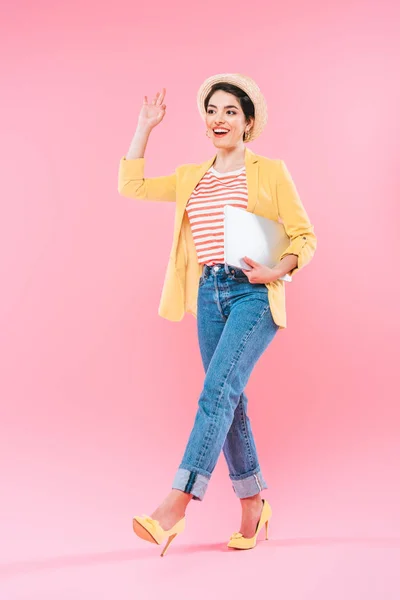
[118,73,317,556]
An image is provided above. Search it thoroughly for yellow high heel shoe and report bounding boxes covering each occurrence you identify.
[227,498,272,550]
[132,513,186,557]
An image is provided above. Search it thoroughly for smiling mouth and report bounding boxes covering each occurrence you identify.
[213,129,229,137]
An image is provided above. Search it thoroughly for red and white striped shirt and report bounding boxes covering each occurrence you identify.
[185,165,248,265]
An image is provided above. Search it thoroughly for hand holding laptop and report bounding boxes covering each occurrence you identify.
[241,255,290,283]
[223,205,293,283]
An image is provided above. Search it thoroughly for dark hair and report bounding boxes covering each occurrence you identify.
[204,83,255,141]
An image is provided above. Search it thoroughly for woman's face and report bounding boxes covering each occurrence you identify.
[205,90,254,148]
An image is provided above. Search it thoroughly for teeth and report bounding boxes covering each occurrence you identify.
[214,129,229,133]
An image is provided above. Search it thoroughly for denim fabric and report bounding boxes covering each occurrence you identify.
[171,262,279,501]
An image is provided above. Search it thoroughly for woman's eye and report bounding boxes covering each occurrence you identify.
[207,109,236,115]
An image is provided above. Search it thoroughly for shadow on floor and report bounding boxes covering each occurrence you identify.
[1,536,399,578]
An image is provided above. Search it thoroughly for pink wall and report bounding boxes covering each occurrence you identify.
[1,0,399,597]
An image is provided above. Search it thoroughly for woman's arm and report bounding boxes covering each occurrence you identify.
[118,126,176,202]
[118,88,177,202]
[126,126,151,159]
[273,254,298,278]
[275,160,317,277]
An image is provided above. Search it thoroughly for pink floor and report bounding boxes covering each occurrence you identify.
[1,534,399,599]
[1,478,399,600]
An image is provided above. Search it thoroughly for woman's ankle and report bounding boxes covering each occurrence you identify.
[169,489,193,507]
[240,492,262,506]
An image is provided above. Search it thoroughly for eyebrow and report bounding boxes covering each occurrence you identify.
[207,104,239,110]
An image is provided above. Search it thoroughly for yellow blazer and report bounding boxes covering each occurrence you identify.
[118,147,317,330]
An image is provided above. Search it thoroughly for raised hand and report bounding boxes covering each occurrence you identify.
[137,88,167,131]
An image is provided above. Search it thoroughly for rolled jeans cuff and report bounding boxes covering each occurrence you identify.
[230,469,267,498]
[172,468,210,501]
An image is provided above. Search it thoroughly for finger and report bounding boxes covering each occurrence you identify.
[152,91,160,105]
[243,256,254,267]
[156,105,167,121]
[143,95,148,104]
[158,87,166,105]
[245,256,260,267]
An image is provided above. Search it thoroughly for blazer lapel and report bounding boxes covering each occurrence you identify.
[174,153,216,235]
[244,147,259,214]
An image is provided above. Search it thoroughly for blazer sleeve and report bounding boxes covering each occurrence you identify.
[118,156,176,202]
[276,160,317,277]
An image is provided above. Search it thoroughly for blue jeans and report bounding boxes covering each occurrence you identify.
[171,262,280,501]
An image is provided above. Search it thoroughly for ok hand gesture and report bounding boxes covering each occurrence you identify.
[138,88,167,132]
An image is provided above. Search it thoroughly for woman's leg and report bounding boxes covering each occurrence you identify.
[172,265,279,501]
[193,271,267,499]
[222,391,267,498]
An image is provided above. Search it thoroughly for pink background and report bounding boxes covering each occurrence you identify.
[1,0,399,598]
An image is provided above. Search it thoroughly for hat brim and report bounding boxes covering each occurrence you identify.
[197,73,268,142]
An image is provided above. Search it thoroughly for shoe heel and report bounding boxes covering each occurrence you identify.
[265,520,269,540]
[161,533,177,557]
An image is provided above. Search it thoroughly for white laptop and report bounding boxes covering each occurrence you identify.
[223,205,293,282]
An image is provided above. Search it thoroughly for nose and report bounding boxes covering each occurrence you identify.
[212,110,226,124]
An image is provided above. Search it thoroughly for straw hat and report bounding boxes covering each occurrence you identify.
[197,73,268,142]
